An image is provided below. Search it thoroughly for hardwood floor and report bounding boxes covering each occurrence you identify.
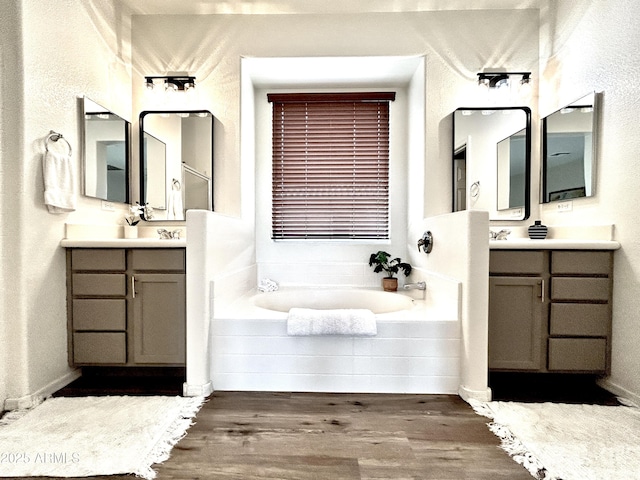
[16,373,618,479]
[20,391,532,480]
[152,391,533,480]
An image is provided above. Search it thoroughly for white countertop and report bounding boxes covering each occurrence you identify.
[60,238,186,248]
[490,239,620,250]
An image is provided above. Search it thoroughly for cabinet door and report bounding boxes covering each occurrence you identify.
[489,277,545,370]
[131,274,186,364]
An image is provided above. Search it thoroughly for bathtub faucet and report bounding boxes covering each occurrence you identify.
[403,281,426,290]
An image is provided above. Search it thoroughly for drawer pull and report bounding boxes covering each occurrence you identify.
[131,276,136,298]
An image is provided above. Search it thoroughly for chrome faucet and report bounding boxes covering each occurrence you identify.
[489,229,511,240]
[157,228,182,240]
[403,281,426,290]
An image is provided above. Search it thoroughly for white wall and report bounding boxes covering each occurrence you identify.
[0,0,133,409]
[408,211,491,401]
[131,9,540,222]
[131,9,538,293]
[185,210,255,396]
[539,0,640,404]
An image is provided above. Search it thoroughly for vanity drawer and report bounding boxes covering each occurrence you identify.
[72,299,126,331]
[490,251,546,275]
[548,338,607,371]
[73,332,126,364]
[71,249,126,271]
[549,303,610,336]
[130,249,185,272]
[550,277,610,302]
[551,251,611,275]
[72,273,126,296]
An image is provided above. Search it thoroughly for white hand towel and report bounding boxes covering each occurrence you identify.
[43,150,76,213]
[287,308,376,336]
[167,189,184,220]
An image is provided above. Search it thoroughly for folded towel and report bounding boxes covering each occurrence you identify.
[43,150,76,213]
[287,308,376,336]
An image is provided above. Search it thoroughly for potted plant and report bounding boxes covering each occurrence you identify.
[368,251,412,292]
[123,202,154,239]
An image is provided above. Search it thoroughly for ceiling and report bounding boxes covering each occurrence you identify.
[120,0,541,15]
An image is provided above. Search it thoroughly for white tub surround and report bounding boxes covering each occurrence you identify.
[408,211,491,403]
[211,281,460,394]
[185,210,256,397]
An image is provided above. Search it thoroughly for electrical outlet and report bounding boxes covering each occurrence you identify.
[511,208,523,218]
[101,200,115,211]
[556,200,573,212]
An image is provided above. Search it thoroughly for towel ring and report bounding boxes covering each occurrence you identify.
[172,178,181,190]
[45,130,72,155]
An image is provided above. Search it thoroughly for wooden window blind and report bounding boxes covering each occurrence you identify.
[268,92,395,240]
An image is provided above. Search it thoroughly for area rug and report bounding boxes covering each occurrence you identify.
[471,400,640,480]
[0,395,204,479]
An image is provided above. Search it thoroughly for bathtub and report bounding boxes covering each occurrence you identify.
[253,288,414,314]
[210,284,461,394]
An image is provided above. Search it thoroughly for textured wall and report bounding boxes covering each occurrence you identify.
[0,0,24,408]
[539,0,640,403]
[1,0,132,407]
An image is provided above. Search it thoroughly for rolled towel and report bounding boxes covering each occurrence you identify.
[258,278,279,292]
[287,308,376,336]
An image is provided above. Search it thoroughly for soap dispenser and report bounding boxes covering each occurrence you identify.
[528,220,548,239]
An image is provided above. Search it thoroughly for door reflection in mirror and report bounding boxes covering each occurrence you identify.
[139,111,213,221]
[497,128,526,210]
[452,107,531,221]
[542,92,597,203]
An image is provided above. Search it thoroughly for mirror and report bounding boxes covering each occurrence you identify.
[139,111,213,221]
[82,97,130,203]
[497,128,526,210]
[452,107,531,220]
[542,92,597,203]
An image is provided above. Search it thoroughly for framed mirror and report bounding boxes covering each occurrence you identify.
[82,97,130,203]
[452,107,531,221]
[139,110,213,221]
[542,92,597,203]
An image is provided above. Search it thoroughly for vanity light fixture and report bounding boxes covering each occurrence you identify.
[477,71,531,91]
[144,75,196,92]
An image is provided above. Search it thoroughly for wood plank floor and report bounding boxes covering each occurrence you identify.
[154,391,533,480]
[14,373,618,479]
[18,391,533,480]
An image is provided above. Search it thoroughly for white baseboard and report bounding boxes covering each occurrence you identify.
[597,377,640,407]
[183,381,213,397]
[459,384,492,403]
[3,369,81,411]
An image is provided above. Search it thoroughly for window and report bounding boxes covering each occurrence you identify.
[268,92,395,240]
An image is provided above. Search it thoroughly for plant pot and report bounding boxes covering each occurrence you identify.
[382,277,398,292]
[123,225,138,239]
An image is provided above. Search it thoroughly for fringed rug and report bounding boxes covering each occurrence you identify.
[0,395,204,479]
[471,400,640,480]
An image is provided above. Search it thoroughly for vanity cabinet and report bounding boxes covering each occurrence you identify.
[488,251,547,370]
[489,250,612,374]
[67,248,185,367]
